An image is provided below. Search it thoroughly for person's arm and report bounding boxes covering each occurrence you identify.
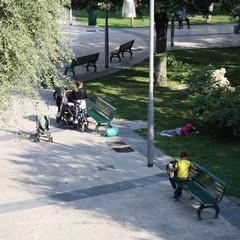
[190,163,197,171]
[169,164,178,172]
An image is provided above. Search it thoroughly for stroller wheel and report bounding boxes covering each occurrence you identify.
[34,133,40,142]
[59,119,66,126]
[56,116,61,123]
[73,123,78,129]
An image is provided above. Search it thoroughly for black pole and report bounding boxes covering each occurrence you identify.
[171,15,174,47]
[105,8,109,68]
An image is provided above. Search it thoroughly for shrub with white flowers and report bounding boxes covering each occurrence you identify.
[189,65,240,138]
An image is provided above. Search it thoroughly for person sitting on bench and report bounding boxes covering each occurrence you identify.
[178,8,190,29]
[169,152,197,201]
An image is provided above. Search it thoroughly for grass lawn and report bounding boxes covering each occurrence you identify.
[73,9,236,28]
[85,47,240,201]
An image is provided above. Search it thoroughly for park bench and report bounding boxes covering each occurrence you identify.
[173,162,227,220]
[64,53,100,77]
[110,39,135,63]
[87,97,116,133]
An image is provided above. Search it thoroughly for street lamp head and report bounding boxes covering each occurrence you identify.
[122,0,136,18]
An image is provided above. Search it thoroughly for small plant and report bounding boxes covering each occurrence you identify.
[156,53,192,83]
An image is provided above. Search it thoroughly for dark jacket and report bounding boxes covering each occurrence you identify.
[72,88,87,100]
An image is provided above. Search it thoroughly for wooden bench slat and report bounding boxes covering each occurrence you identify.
[87,109,109,123]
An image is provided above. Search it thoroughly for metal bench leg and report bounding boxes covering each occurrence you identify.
[197,204,204,220]
[86,63,89,72]
[65,68,75,77]
[95,123,101,133]
[64,68,68,75]
[110,54,121,63]
[214,204,220,219]
[130,51,133,58]
[197,204,220,220]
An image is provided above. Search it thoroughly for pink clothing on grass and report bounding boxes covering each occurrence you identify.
[180,124,193,136]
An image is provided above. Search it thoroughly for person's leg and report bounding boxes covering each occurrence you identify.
[168,130,176,135]
[169,178,177,189]
[174,186,182,200]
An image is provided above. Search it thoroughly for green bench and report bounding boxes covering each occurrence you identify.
[110,39,135,63]
[173,162,227,220]
[64,52,100,77]
[87,97,116,133]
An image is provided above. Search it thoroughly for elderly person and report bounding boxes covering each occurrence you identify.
[178,8,190,29]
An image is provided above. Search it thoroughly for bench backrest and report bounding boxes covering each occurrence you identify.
[95,97,116,120]
[72,53,100,66]
[119,39,135,52]
[189,162,227,202]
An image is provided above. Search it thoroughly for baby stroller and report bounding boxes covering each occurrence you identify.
[35,102,53,142]
[56,90,88,131]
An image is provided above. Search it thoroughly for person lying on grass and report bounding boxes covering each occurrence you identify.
[158,124,198,137]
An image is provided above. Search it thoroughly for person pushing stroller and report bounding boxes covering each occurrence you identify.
[56,81,88,130]
[70,81,87,124]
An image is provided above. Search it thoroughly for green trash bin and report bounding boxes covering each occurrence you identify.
[88,12,97,26]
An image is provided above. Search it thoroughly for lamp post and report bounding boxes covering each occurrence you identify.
[105,6,109,68]
[147,0,154,167]
[171,13,174,47]
[122,0,155,167]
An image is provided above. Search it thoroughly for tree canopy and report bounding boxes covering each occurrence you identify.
[0,0,72,113]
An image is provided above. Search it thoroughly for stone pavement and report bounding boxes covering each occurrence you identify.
[0,22,240,239]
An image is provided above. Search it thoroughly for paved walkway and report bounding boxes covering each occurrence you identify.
[60,23,239,81]
[0,22,240,240]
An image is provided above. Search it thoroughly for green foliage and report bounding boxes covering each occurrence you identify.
[221,0,240,18]
[0,0,72,115]
[166,54,192,83]
[189,65,240,137]
[71,0,121,13]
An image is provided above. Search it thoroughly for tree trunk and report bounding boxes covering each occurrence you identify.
[154,11,169,86]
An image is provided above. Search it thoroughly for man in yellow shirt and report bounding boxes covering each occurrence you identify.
[171,152,197,200]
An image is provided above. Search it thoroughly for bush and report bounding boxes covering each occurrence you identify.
[189,66,240,137]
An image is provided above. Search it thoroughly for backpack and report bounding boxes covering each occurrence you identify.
[166,160,178,189]
[166,160,178,177]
